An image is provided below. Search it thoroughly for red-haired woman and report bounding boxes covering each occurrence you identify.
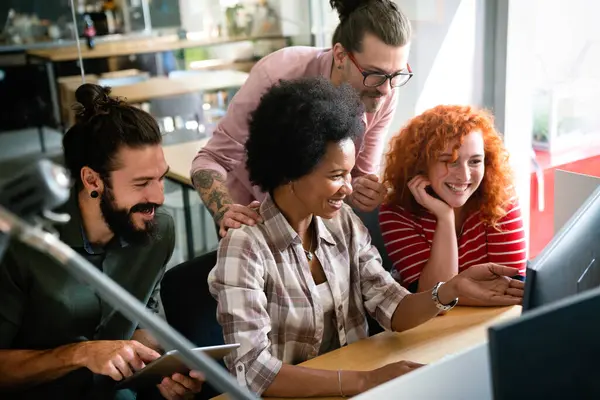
[379,105,526,305]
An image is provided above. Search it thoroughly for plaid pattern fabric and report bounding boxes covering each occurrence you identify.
[208,194,409,395]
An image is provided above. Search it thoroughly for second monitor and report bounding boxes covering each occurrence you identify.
[524,183,600,311]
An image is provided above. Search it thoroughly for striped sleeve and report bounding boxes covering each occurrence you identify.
[378,204,431,287]
[486,201,527,276]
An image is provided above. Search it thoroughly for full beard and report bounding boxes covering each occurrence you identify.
[99,187,159,246]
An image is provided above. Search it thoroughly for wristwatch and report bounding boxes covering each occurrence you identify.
[432,282,459,311]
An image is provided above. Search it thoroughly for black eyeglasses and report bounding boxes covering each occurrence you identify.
[347,52,413,88]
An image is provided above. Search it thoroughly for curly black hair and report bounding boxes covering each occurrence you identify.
[246,76,365,193]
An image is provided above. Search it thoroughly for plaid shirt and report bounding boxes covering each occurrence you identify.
[208,194,409,395]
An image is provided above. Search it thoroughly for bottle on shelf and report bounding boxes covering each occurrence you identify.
[83,14,96,50]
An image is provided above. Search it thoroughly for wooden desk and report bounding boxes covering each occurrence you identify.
[214,306,521,400]
[62,72,248,105]
[26,34,287,62]
[61,71,248,126]
[111,72,248,103]
[163,138,209,186]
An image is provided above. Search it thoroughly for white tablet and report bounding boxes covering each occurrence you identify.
[115,343,240,390]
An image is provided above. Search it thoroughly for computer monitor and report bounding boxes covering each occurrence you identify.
[523,184,600,311]
[489,285,600,399]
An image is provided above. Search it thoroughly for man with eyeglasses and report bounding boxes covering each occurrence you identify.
[191,0,413,237]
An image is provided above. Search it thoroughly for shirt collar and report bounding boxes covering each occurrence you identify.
[260,193,337,253]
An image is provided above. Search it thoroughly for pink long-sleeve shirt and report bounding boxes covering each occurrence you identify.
[190,46,398,205]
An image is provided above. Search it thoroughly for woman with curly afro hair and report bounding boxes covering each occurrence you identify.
[380,105,527,303]
[208,80,524,397]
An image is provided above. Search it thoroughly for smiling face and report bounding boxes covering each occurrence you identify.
[99,145,168,243]
[291,139,355,219]
[334,33,410,113]
[427,131,485,209]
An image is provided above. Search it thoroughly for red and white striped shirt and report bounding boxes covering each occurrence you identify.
[379,202,527,288]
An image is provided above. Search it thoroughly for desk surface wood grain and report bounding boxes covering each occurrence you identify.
[213,305,522,400]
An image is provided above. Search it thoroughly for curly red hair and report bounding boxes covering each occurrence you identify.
[383,104,514,228]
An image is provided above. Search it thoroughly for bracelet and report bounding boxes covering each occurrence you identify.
[338,370,346,397]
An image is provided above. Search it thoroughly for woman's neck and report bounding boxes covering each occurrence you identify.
[272,187,313,240]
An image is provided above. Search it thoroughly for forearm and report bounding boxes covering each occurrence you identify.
[417,217,459,292]
[0,344,83,389]
[191,169,234,222]
[263,364,368,397]
[391,282,457,332]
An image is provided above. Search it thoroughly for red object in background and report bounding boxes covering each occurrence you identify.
[529,147,600,259]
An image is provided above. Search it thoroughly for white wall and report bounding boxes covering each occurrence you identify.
[496,0,535,254]
[389,0,482,137]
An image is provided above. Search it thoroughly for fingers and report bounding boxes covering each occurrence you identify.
[130,341,161,363]
[237,204,263,222]
[159,377,187,398]
[358,174,384,192]
[489,295,523,306]
[219,204,263,235]
[351,191,379,212]
[112,354,133,379]
[225,212,254,227]
[355,185,380,203]
[172,372,204,392]
[505,287,524,297]
[363,173,381,183]
[189,370,205,381]
[105,363,124,381]
[247,200,261,210]
[407,175,431,207]
[157,380,181,400]
[348,193,371,212]
[509,279,525,290]
[487,263,520,277]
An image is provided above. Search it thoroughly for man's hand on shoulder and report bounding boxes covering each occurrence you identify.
[216,201,263,238]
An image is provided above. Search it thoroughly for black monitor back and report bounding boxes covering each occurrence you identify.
[489,285,600,399]
[523,184,600,312]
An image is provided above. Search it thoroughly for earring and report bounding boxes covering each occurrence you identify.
[90,190,98,199]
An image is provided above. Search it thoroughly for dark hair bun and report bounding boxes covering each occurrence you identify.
[73,83,121,123]
[329,0,370,19]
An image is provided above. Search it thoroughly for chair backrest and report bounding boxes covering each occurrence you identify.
[353,207,393,272]
[161,250,223,347]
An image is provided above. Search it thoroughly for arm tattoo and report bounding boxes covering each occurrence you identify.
[192,170,234,222]
[193,170,224,189]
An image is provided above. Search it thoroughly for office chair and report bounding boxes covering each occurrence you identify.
[352,206,399,336]
[352,206,393,272]
[159,250,224,400]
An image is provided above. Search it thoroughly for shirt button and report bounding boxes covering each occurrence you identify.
[338,305,342,311]
[338,324,343,331]
[237,365,243,372]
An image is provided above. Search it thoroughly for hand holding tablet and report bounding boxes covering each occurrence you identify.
[115,343,240,390]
